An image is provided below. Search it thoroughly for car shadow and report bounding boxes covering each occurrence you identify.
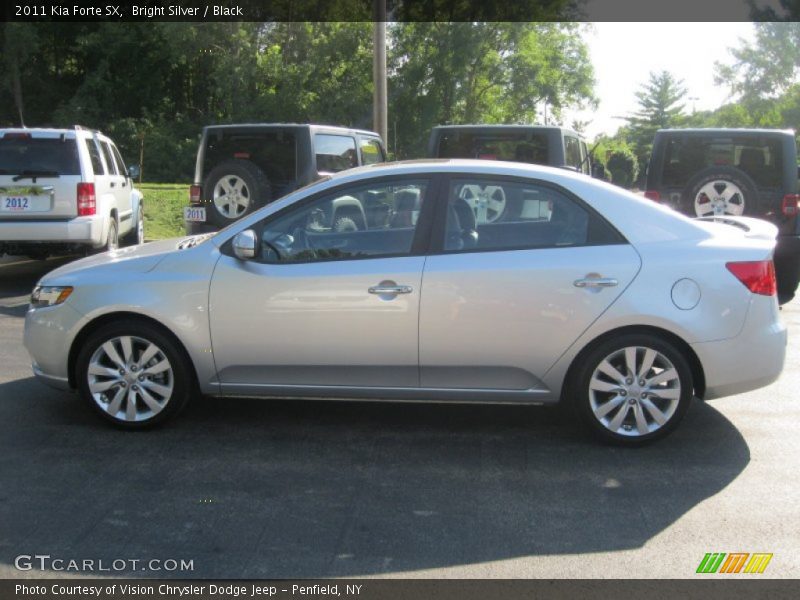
[0,376,749,578]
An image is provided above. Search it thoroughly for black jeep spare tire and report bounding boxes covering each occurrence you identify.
[684,166,758,218]
[204,159,272,227]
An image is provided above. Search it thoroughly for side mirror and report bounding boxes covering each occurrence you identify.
[127,164,141,180]
[232,229,257,260]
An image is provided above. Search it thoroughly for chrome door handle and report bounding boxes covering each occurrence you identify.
[368,285,413,295]
[574,278,618,288]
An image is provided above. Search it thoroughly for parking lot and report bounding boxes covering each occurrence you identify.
[0,254,798,579]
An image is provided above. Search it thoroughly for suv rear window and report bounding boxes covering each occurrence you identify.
[436,132,549,164]
[204,131,297,184]
[0,136,81,175]
[661,136,784,188]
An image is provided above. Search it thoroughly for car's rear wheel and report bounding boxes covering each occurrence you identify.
[570,333,694,445]
[76,321,192,429]
[204,160,271,228]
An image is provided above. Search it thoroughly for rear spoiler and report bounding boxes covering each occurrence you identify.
[694,216,778,241]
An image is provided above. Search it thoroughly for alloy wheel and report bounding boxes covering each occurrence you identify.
[213,174,251,219]
[588,346,681,437]
[87,335,174,422]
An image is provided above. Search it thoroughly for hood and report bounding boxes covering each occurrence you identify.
[40,236,208,285]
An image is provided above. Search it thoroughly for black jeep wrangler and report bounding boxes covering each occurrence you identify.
[427,124,604,178]
[645,128,800,304]
[185,124,386,234]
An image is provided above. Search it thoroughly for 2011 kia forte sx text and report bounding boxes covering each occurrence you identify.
[24,160,787,444]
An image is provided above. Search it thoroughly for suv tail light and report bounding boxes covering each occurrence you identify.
[1,132,31,140]
[782,194,799,217]
[644,190,660,201]
[726,261,777,296]
[189,184,202,203]
[77,182,96,216]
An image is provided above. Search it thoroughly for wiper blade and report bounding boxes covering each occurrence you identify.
[12,170,60,182]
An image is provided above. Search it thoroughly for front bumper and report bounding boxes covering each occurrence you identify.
[693,295,787,400]
[24,301,86,391]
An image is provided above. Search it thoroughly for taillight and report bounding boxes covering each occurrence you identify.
[1,132,31,140]
[644,190,660,201]
[77,182,96,216]
[189,184,202,203]
[726,261,777,296]
[782,194,799,217]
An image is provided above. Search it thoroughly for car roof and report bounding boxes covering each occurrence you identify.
[656,128,795,136]
[0,126,102,138]
[431,124,582,136]
[203,123,381,137]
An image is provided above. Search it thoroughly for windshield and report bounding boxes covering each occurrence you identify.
[0,136,81,176]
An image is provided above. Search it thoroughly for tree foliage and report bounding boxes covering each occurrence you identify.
[0,22,595,181]
[389,22,596,158]
[715,22,800,100]
[621,70,687,184]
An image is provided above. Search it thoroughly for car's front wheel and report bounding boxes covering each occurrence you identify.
[570,333,694,445]
[76,320,192,428]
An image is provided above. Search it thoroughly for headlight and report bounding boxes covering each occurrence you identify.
[30,286,73,308]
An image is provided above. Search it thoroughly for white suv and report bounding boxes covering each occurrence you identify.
[0,126,144,259]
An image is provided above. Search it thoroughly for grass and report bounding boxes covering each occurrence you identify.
[138,183,189,240]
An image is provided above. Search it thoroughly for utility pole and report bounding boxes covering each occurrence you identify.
[372,0,388,147]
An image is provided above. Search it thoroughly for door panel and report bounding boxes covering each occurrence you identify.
[209,255,425,394]
[419,245,640,391]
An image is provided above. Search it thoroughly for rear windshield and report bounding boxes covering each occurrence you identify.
[0,136,81,176]
[203,131,297,184]
[435,131,550,164]
[660,135,784,188]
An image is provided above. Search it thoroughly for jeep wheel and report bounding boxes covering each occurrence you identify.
[204,160,271,228]
[685,166,758,217]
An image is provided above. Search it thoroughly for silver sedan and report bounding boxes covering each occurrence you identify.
[23,160,787,444]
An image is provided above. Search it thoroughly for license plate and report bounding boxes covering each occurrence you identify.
[184,206,206,222]
[0,195,50,212]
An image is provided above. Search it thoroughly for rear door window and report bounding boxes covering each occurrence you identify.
[314,134,358,172]
[84,138,106,176]
[100,141,119,175]
[0,136,81,176]
[661,136,784,188]
[564,136,582,170]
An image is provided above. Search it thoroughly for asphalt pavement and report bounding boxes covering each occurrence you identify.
[0,254,798,579]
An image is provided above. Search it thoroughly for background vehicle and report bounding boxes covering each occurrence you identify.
[428,124,605,178]
[645,128,800,303]
[25,161,786,445]
[185,123,386,234]
[0,126,143,259]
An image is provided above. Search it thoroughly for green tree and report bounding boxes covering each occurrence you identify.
[623,70,687,183]
[388,22,596,158]
[715,22,800,100]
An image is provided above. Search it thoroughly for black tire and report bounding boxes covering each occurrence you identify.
[568,333,694,445]
[26,250,49,261]
[93,219,119,254]
[333,216,359,232]
[122,206,144,247]
[204,160,271,228]
[75,319,194,429]
[684,166,758,217]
